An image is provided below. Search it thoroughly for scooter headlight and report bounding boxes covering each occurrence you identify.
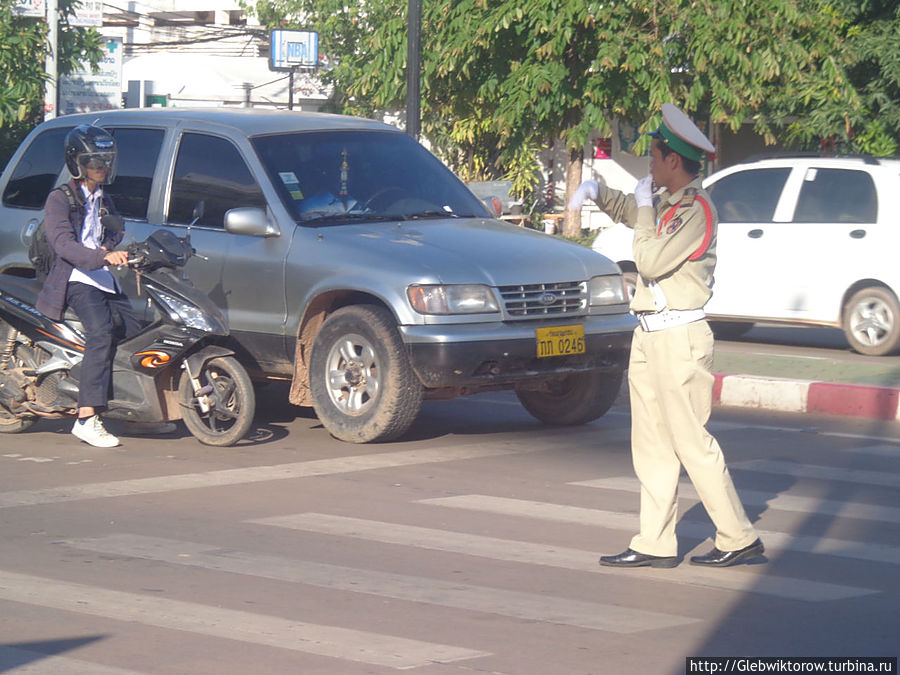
[154,290,221,332]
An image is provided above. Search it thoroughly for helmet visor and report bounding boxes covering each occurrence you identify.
[78,152,117,183]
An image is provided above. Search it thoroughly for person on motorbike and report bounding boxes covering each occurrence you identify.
[35,125,173,447]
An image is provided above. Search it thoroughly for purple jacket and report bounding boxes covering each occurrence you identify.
[35,180,123,321]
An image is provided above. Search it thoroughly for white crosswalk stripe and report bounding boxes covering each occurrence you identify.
[0,570,488,669]
[419,495,900,565]
[63,533,699,633]
[0,443,529,509]
[249,513,876,601]
[572,476,900,525]
[729,459,900,488]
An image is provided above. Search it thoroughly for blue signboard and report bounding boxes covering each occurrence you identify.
[270,30,319,71]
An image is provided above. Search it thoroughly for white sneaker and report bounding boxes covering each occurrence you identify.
[72,415,120,448]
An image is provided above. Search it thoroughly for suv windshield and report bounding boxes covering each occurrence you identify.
[251,130,489,224]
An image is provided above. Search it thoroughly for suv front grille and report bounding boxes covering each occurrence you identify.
[498,281,586,317]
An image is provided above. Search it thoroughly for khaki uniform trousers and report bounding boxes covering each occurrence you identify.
[627,319,757,557]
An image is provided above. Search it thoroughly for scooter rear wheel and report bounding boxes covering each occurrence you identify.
[179,356,255,446]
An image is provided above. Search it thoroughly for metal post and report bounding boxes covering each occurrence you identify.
[44,0,59,120]
[288,70,294,110]
[405,0,422,139]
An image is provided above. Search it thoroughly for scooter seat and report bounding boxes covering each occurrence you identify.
[0,275,79,322]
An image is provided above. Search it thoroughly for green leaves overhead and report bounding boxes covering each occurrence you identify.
[0,0,104,163]
[246,0,895,202]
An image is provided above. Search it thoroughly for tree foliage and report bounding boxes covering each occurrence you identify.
[0,0,104,164]
[246,0,891,236]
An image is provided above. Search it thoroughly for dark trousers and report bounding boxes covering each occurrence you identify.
[65,282,141,410]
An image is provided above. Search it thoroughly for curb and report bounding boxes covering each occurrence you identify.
[713,373,900,421]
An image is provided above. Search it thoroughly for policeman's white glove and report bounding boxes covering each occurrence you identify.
[567,178,604,212]
[634,175,654,208]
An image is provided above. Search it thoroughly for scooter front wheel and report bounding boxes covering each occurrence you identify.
[179,356,255,446]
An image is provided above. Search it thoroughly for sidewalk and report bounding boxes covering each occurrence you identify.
[712,346,900,421]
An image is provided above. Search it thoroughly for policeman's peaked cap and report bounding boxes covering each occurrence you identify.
[648,103,715,163]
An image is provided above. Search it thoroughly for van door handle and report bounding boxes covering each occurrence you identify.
[748,229,763,239]
[849,229,866,239]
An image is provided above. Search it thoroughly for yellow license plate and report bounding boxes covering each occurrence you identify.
[536,324,586,358]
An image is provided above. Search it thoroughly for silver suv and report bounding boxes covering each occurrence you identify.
[0,109,634,442]
[593,154,900,356]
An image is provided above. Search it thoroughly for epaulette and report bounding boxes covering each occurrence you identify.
[680,187,698,208]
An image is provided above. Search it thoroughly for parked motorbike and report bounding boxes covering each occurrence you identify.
[0,222,255,446]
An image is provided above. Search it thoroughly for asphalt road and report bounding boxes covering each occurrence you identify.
[1,381,898,675]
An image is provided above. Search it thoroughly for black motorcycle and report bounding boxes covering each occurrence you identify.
[0,226,255,446]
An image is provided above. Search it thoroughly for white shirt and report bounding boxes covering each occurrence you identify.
[68,184,119,294]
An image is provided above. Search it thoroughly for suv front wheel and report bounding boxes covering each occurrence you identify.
[309,305,423,443]
[843,286,900,356]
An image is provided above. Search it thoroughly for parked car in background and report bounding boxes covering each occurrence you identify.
[592,153,900,355]
[0,109,634,443]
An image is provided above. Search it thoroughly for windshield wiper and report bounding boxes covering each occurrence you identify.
[302,213,398,225]
[398,210,485,220]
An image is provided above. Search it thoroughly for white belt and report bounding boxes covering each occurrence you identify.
[637,308,706,332]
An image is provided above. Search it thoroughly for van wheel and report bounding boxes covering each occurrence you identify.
[843,287,900,356]
[516,370,623,425]
[309,305,423,443]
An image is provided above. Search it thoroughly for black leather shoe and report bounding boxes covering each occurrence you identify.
[599,548,679,568]
[690,538,765,567]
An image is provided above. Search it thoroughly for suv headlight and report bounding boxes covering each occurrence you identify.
[588,275,628,306]
[408,284,500,315]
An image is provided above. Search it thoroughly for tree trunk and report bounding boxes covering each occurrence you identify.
[562,145,583,238]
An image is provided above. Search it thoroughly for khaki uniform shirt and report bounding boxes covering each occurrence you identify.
[593,177,717,312]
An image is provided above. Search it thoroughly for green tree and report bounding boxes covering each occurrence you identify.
[783,0,899,155]
[246,0,862,236]
[0,0,104,165]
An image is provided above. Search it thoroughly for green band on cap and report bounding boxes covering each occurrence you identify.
[657,123,705,162]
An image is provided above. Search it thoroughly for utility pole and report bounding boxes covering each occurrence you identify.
[44,0,59,120]
[405,0,421,140]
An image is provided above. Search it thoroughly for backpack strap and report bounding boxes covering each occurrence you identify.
[57,183,87,238]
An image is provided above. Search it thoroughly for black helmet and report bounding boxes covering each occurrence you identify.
[64,125,117,184]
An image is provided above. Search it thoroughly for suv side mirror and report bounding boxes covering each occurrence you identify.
[224,207,280,237]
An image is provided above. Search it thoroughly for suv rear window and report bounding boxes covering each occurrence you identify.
[1,127,72,209]
[707,167,790,223]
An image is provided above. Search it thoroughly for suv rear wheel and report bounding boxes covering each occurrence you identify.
[843,286,900,356]
[516,370,623,425]
[309,305,423,443]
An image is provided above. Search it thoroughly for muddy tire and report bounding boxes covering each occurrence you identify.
[309,305,422,443]
[516,370,623,425]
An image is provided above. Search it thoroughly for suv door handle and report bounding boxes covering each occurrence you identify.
[20,218,40,246]
[748,229,764,239]
[849,229,866,239]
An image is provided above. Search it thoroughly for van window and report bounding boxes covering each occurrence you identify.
[1,127,72,209]
[707,167,790,223]
[793,168,877,223]
[106,128,164,219]
[168,133,267,228]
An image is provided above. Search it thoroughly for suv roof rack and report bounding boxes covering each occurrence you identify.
[741,151,890,165]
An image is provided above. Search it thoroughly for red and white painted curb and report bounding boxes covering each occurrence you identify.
[713,374,900,421]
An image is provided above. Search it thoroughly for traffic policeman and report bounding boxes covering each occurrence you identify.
[569,104,764,568]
